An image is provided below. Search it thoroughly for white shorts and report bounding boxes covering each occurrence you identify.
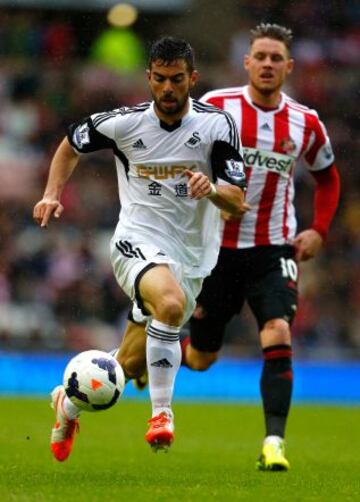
[110,236,203,326]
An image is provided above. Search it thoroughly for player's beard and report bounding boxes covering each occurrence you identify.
[153,91,190,117]
[251,77,283,97]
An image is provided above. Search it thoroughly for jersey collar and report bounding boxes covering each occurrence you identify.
[243,85,285,114]
[148,98,194,131]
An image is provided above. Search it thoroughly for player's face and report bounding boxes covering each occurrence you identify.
[244,38,294,95]
[147,59,198,122]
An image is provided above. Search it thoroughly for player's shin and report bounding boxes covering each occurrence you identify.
[260,344,293,438]
[146,319,181,417]
[145,320,180,450]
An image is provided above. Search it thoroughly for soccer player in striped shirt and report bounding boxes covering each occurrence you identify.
[180,24,340,470]
[33,36,247,460]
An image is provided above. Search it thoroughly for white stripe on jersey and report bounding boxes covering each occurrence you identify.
[223,98,242,136]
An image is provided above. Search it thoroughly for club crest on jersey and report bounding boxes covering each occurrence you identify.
[280,137,296,154]
[185,132,201,148]
[74,123,90,148]
[225,159,246,182]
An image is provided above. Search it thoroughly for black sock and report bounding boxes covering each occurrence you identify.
[260,344,293,438]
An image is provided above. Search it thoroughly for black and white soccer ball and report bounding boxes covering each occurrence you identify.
[63,350,125,412]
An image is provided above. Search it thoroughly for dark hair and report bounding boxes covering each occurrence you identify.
[148,36,195,72]
[250,23,293,51]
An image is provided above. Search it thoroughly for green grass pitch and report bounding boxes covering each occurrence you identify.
[0,398,359,501]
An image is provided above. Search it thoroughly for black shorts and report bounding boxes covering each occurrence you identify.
[190,245,298,353]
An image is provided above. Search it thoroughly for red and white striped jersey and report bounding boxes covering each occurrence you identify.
[201,85,335,249]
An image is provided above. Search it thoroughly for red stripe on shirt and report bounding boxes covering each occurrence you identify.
[299,111,313,156]
[304,114,326,165]
[255,106,289,245]
[222,97,257,248]
[206,96,225,109]
[282,169,292,242]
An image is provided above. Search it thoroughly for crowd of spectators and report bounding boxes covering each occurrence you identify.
[0,4,359,359]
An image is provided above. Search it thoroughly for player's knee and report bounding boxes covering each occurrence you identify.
[187,349,218,371]
[155,293,186,325]
[261,318,291,346]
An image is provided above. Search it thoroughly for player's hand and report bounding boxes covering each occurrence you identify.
[33,198,64,228]
[292,229,323,262]
[192,304,206,319]
[184,169,213,200]
[221,203,251,221]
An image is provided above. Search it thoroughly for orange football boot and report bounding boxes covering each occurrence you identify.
[50,385,80,462]
[145,411,174,452]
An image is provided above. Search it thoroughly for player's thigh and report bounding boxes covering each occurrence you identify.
[247,246,298,331]
[190,249,246,353]
[110,237,184,317]
[138,264,186,318]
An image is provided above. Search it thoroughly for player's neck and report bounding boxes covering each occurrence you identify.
[154,100,190,125]
[248,85,282,109]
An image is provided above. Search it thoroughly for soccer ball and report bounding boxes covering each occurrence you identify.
[63,350,125,412]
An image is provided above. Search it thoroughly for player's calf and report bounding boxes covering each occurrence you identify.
[180,334,218,370]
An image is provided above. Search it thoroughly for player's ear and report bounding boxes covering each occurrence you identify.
[286,58,294,75]
[146,69,151,81]
[190,70,199,88]
[244,54,250,71]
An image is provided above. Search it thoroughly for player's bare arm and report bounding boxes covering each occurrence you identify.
[33,137,80,227]
[184,169,247,217]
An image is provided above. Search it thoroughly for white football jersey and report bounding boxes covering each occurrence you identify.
[68,98,245,277]
[201,85,335,248]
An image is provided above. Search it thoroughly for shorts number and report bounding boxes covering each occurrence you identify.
[280,257,298,282]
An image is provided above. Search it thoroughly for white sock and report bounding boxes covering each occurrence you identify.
[63,395,81,419]
[146,319,181,417]
[264,435,283,445]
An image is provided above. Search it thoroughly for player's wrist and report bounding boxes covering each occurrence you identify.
[206,183,217,199]
[310,224,327,241]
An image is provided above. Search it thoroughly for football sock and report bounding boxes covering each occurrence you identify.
[63,395,81,419]
[146,319,181,416]
[260,344,293,438]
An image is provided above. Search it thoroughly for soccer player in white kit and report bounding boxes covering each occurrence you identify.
[115,26,341,471]
[33,37,247,461]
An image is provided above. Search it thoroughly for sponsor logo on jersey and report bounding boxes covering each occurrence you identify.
[185,131,201,148]
[243,147,295,177]
[132,138,147,149]
[74,123,90,148]
[225,159,246,182]
[134,163,196,180]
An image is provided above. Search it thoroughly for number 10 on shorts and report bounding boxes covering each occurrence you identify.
[280,257,298,281]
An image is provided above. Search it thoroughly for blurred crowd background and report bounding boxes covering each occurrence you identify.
[0,0,359,359]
